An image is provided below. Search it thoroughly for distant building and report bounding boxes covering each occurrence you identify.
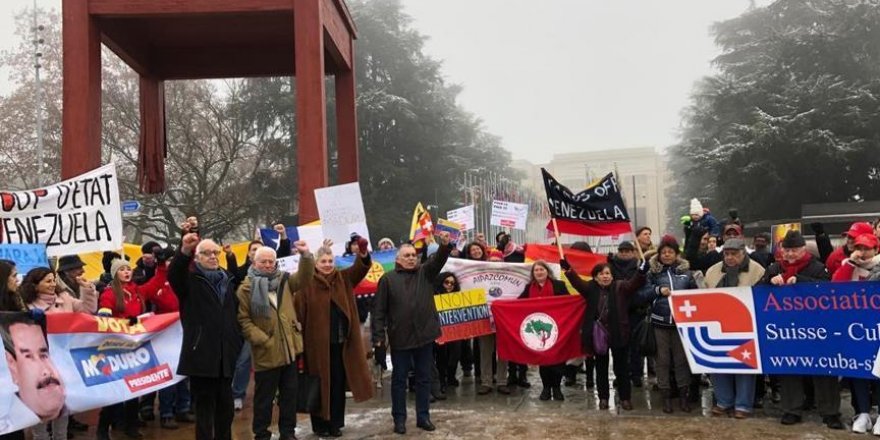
[511,147,670,237]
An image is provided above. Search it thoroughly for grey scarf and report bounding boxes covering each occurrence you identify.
[247,266,282,319]
[720,254,751,288]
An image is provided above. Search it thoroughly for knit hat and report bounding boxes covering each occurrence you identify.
[781,230,806,248]
[110,258,131,279]
[723,224,743,237]
[689,199,704,217]
[377,237,395,248]
[656,234,681,254]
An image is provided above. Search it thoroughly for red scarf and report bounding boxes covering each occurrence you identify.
[527,280,554,298]
[781,253,812,280]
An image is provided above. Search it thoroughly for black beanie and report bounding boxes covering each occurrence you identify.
[781,230,806,248]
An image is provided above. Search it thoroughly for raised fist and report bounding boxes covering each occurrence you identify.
[181,233,200,255]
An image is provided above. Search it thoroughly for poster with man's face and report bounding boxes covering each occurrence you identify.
[0,313,66,425]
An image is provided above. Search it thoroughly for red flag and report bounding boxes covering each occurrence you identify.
[546,218,632,236]
[525,243,607,276]
[491,295,585,365]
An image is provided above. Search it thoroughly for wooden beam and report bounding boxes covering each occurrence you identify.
[294,0,328,223]
[62,0,102,179]
[152,45,295,79]
[100,29,151,76]
[321,0,352,69]
[138,75,166,194]
[335,68,358,184]
[88,0,292,16]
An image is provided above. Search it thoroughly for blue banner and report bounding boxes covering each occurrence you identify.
[670,281,880,379]
[0,244,48,275]
[259,227,299,250]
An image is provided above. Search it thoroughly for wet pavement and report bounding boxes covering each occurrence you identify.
[114,369,865,440]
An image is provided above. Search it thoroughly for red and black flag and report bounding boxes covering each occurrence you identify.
[541,168,632,236]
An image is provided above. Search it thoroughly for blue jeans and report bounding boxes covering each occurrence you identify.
[391,343,433,424]
[159,379,192,418]
[712,374,756,412]
[232,342,252,399]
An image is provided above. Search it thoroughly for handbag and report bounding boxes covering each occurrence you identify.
[635,314,657,356]
[592,320,609,355]
[296,359,321,413]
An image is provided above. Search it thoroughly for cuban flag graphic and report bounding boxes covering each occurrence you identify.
[670,287,762,374]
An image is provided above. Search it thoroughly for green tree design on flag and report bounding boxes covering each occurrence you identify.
[525,320,554,348]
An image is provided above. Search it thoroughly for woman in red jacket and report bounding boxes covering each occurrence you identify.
[95,258,167,440]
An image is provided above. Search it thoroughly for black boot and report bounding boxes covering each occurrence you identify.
[661,390,674,414]
[678,386,691,412]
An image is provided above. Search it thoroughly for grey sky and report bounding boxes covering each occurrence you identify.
[1,0,769,163]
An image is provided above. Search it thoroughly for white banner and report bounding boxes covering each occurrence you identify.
[490,200,529,230]
[0,163,123,257]
[447,205,475,231]
[0,312,183,434]
[314,183,371,255]
[440,258,561,307]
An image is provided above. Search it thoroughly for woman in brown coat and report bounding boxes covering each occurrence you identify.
[295,239,374,437]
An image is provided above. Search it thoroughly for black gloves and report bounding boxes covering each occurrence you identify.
[155,246,175,264]
[559,258,572,271]
[810,222,825,235]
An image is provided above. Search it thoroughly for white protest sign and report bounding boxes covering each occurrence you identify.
[490,200,529,230]
[296,224,325,254]
[0,163,123,257]
[447,205,475,231]
[314,183,371,255]
[277,255,301,274]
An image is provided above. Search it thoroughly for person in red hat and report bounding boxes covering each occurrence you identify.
[825,222,874,275]
[830,233,880,434]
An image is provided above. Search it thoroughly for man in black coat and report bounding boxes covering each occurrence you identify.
[372,232,452,435]
[168,232,243,440]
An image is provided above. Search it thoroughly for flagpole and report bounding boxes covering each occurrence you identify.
[613,162,644,261]
[551,218,565,260]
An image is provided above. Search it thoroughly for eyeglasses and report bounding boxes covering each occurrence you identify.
[199,250,222,257]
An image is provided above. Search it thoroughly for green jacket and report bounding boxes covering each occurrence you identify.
[237,254,315,371]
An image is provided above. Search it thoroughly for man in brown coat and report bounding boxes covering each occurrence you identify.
[237,242,313,440]
[296,238,374,437]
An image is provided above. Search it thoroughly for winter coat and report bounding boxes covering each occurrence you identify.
[98,264,170,318]
[759,256,829,285]
[372,244,452,350]
[28,286,97,315]
[132,258,157,286]
[516,279,568,299]
[609,255,638,281]
[705,256,766,288]
[168,250,243,378]
[831,255,880,282]
[567,267,645,355]
[824,246,851,277]
[697,212,721,236]
[237,254,313,372]
[638,255,698,327]
[296,255,374,419]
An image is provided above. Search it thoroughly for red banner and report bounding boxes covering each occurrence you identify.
[491,295,585,365]
[525,243,606,276]
[545,218,632,237]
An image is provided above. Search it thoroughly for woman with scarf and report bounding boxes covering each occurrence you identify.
[704,239,765,419]
[564,259,646,410]
[638,235,698,413]
[17,268,97,440]
[831,233,880,434]
[517,260,569,401]
[296,239,373,437]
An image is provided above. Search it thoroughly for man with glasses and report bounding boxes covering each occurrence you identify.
[372,232,452,435]
[168,222,243,440]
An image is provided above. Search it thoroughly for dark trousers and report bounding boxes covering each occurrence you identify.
[597,346,631,400]
[539,364,564,388]
[628,315,645,381]
[460,338,475,373]
[435,341,463,385]
[391,343,433,424]
[779,375,840,417]
[0,431,24,440]
[138,392,157,415]
[190,376,234,440]
[508,362,528,383]
[850,379,878,414]
[98,398,139,433]
[253,363,298,440]
[312,344,347,432]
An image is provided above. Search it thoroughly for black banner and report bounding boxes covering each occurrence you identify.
[541,169,631,235]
